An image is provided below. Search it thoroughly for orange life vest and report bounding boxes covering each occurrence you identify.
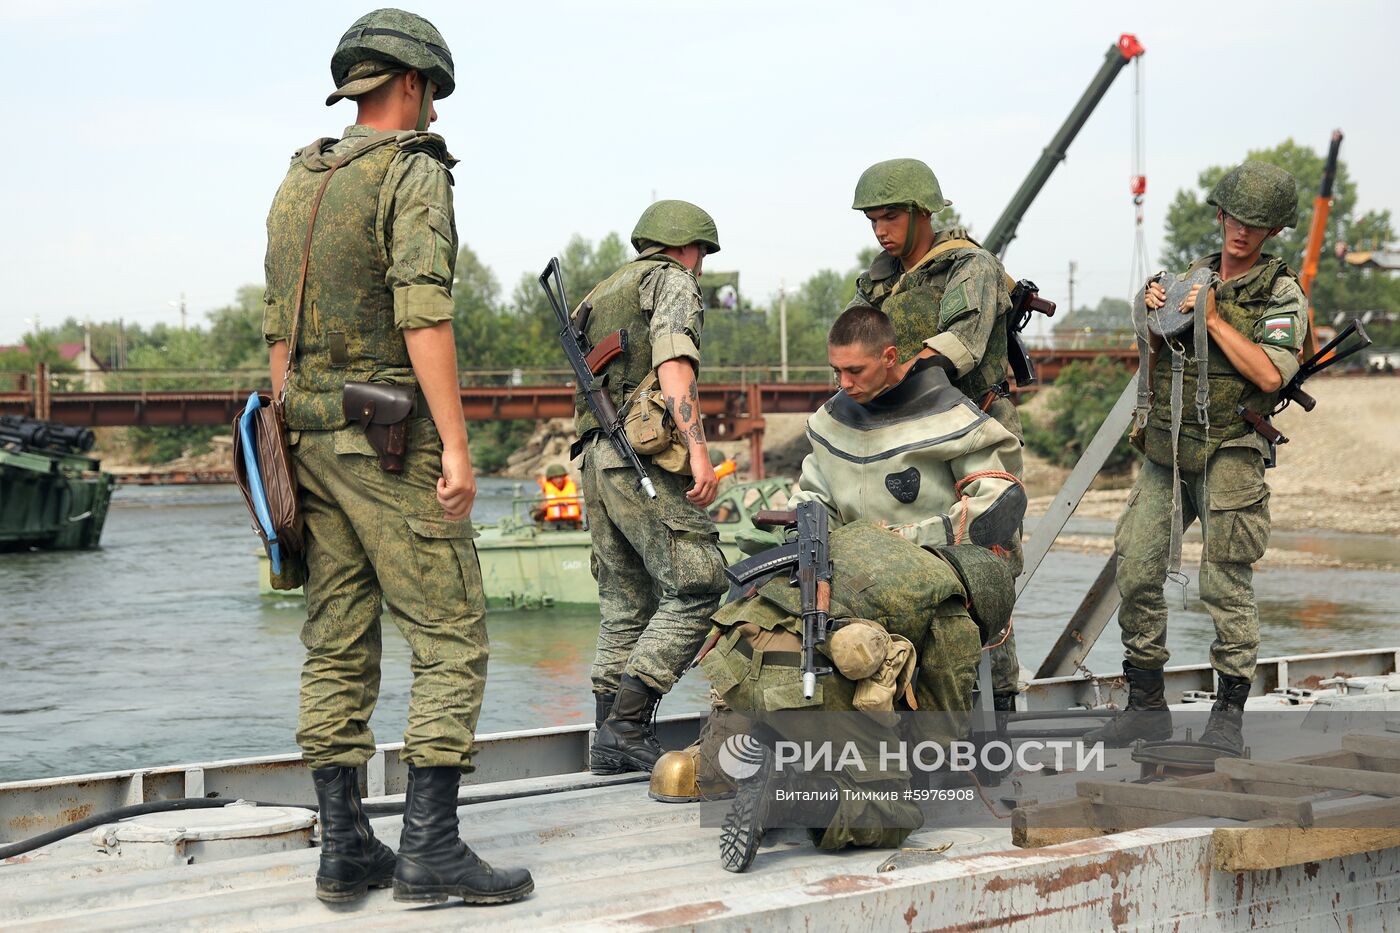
[539,476,581,522]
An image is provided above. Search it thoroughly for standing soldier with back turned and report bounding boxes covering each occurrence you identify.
[848,158,1024,711]
[1087,162,1305,756]
[578,201,730,775]
[263,8,531,907]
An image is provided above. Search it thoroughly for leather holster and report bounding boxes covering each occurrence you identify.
[342,382,417,473]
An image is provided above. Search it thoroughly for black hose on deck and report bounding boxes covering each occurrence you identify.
[0,799,304,861]
[1,773,650,861]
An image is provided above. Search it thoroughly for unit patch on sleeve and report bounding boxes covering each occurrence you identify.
[1261,316,1296,345]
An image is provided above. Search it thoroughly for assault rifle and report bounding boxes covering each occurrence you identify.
[1239,319,1372,452]
[1007,279,1056,385]
[537,256,656,499]
[789,503,835,698]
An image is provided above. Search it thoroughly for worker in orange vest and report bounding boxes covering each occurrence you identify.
[535,463,582,529]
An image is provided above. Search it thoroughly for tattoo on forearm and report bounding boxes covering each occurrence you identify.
[663,380,706,448]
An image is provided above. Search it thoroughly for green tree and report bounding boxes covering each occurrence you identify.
[1024,356,1136,472]
[1161,139,1400,341]
[205,285,267,370]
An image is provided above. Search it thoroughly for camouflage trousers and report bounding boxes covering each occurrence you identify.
[913,608,983,744]
[582,437,728,695]
[1115,444,1271,680]
[292,419,488,772]
[696,606,981,807]
[984,394,1023,697]
[704,635,923,850]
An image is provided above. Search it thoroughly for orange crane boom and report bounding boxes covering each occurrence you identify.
[1299,129,1343,358]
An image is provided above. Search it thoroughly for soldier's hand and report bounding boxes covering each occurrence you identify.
[437,446,477,521]
[1181,284,1203,313]
[1144,281,1167,310]
[686,456,718,507]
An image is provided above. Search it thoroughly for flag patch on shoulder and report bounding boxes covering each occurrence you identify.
[1263,317,1295,344]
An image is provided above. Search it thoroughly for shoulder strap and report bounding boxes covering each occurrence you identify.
[278,131,401,402]
[891,237,1017,298]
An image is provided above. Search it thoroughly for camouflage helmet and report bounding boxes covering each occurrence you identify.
[1208,161,1299,229]
[630,200,721,255]
[852,159,950,215]
[545,463,568,479]
[328,9,455,105]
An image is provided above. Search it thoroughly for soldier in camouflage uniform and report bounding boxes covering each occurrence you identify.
[579,201,730,775]
[263,9,530,906]
[702,520,1015,869]
[1087,162,1306,755]
[848,158,1024,708]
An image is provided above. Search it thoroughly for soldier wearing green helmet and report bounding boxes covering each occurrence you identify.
[576,199,730,778]
[262,7,532,907]
[1088,160,1307,756]
[848,158,1024,709]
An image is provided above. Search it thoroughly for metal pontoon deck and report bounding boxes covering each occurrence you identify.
[5,649,1400,931]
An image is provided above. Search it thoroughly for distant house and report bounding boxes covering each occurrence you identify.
[0,341,109,389]
[1343,249,1400,272]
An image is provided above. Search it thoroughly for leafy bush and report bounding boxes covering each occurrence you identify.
[1024,356,1136,473]
[469,420,536,474]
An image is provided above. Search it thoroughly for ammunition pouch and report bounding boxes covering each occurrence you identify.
[622,371,690,475]
[342,381,417,474]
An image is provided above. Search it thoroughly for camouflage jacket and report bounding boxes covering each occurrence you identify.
[1144,252,1306,468]
[576,256,707,459]
[850,228,1013,402]
[263,124,458,430]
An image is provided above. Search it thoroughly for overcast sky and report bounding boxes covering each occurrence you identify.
[2,0,1396,346]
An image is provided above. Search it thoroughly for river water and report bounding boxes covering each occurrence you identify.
[2,480,1399,783]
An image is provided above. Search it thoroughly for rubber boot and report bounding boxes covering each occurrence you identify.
[1082,662,1174,748]
[589,692,623,775]
[1198,672,1250,757]
[591,674,664,773]
[311,766,396,903]
[720,747,838,873]
[392,766,535,905]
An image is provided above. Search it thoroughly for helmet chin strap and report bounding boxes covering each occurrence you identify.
[415,80,435,132]
[900,206,920,260]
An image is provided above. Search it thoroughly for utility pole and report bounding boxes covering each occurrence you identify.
[778,281,789,384]
[180,292,188,331]
[1067,260,1077,316]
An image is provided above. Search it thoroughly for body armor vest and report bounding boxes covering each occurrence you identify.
[266,136,420,430]
[573,257,681,437]
[870,231,1012,403]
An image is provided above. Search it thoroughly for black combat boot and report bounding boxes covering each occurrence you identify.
[589,691,623,775]
[311,766,397,903]
[1198,672,1250,757]
[392,765,534,905]
[719,746,838,873]
[591,674,664,773]
[1082,662,1174,748]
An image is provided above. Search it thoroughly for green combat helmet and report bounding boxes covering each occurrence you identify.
[852,159,951,258]
[545,463,568,479]
[1208,161,1299,229]
[851,159,950,216]
[328,8,455,119]
[631,200,721,256]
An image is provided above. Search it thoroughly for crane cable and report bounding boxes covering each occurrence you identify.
[1128,54,1149,297]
